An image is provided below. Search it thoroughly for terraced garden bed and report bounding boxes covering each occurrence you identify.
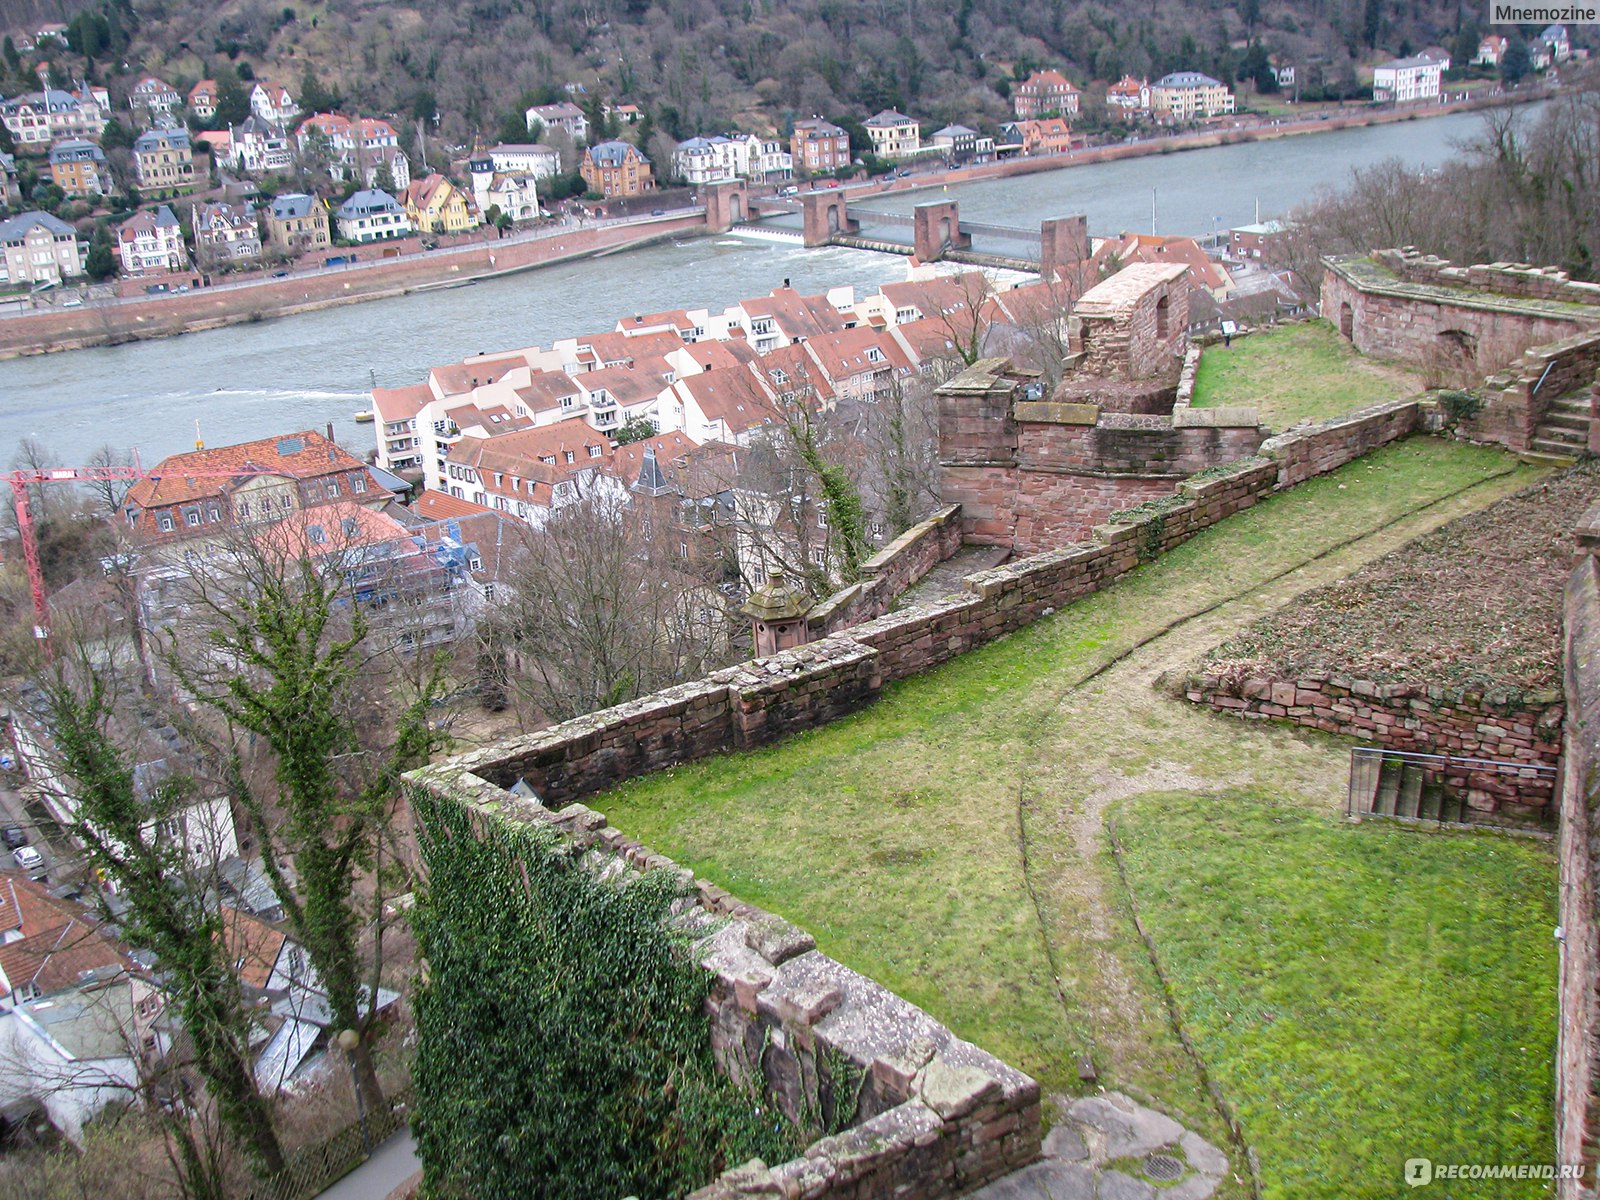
[1201,460,1598,694]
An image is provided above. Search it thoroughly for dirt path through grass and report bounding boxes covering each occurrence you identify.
[1006,457,1546,1150]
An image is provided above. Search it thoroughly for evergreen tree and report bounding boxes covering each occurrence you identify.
[1501,39,1531,84]
[213,67,250,126]
[85,223,117,279]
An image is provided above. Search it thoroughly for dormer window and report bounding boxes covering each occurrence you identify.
[564,451,575,464]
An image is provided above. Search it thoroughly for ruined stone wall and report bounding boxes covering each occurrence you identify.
[808,505,965,637]
[1261,398,1420,487]
[464,407,1406,814]
[1557,545,1600,1198]
[405,767,1041,1200]
[1321,252,1599,380]
[945,393,1266,555]
[1468,330,1600,452]
[1184,673,1562,815]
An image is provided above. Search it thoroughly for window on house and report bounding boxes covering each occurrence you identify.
[564,451,575,464]
[308,525,326,543]
[158,513,175,531]
[184,509,200,527]
[588,445,602,458]
[470,556,483,571]
[811,547,827,565]
[206,505,221,522]
[281,495,294,509]
[352,475,366,494]
[817,509,828,529]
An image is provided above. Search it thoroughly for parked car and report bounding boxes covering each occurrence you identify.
[61,296,82,308]
[12,846,43,872]
[1,827,25,850]
[650,209,665,216]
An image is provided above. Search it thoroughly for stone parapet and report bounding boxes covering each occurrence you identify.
[405,761,1040,1200]
[807,505,965,637]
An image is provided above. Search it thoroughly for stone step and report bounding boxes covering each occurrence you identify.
[1542,412,1591,433]
[1420,782,1444,822]
[1526,441,1581,464]
[1545,396,1593,415]
[1536,422,1587,448]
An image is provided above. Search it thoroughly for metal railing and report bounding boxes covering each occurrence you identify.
[1346,746,1557,826]
[241,1086,414,1200]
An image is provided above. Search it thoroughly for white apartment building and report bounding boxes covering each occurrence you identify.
[1372,55,1443,103]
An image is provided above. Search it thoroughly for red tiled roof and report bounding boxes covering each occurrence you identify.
[372,383,431,423]
[221,906,286,992]
[516,370,583,413]
[0,874,132,999]
[124,430,373,510]
[741,288,847,340]
[607,430,699,487]
[414,490,497,520]
[679,369,779,433]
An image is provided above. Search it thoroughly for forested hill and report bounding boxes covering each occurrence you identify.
[8,0,1537,144]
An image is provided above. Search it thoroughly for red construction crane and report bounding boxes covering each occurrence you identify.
[7,462,289,642]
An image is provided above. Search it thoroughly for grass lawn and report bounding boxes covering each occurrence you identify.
[1114,792,1556,1200]
[1192,320,1424,429]
[595,438,1546,1197]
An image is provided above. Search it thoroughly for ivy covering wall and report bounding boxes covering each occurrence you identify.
[409,788,800,1200]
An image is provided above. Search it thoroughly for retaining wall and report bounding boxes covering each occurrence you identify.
[807,505,964,637]
[407,400,1433,1200]
[1185,673,1562,815]
[406,767,1041,1200]
[1558,552,1600,1198]
[453,399,1418,811]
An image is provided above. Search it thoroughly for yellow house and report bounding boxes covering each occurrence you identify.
[402,174,477,234]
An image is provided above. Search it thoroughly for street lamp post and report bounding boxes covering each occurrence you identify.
[337,1028,373,1155]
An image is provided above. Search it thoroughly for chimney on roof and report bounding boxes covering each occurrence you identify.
[326,422,335,442]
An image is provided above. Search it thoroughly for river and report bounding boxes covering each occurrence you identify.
[0,103,1530,468]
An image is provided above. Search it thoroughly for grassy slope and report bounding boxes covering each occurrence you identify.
[596,439,1547,1197]
[1192,320,1424,428]
[1114,792,1556,1200]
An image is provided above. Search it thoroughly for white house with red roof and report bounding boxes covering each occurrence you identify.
[248,80,298,127]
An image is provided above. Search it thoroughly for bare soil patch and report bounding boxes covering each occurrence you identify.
[1201,460,1598,692]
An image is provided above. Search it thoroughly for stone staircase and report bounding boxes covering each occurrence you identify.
[1530,393,1594,461]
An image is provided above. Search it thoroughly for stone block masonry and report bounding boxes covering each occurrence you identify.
[406,401,1440,1200]
[1556,552,1600,1198]
[807,505,965,637]
[1184,673,1562,815]
[1321,249,1600,410]
[448,400,1418,817]
[405,764,1041,1200]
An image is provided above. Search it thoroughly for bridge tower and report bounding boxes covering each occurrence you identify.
[913,200,972,261]
[704,180,750,233]
[800,191,857,246]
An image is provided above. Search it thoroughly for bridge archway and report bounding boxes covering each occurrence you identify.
[704,180,750,233]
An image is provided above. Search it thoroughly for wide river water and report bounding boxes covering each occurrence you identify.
[0,103,1530,466]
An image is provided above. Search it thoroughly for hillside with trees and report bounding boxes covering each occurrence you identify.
[12,0,1536,148]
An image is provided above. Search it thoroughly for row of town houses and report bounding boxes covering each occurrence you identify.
[669,71,1241,183]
